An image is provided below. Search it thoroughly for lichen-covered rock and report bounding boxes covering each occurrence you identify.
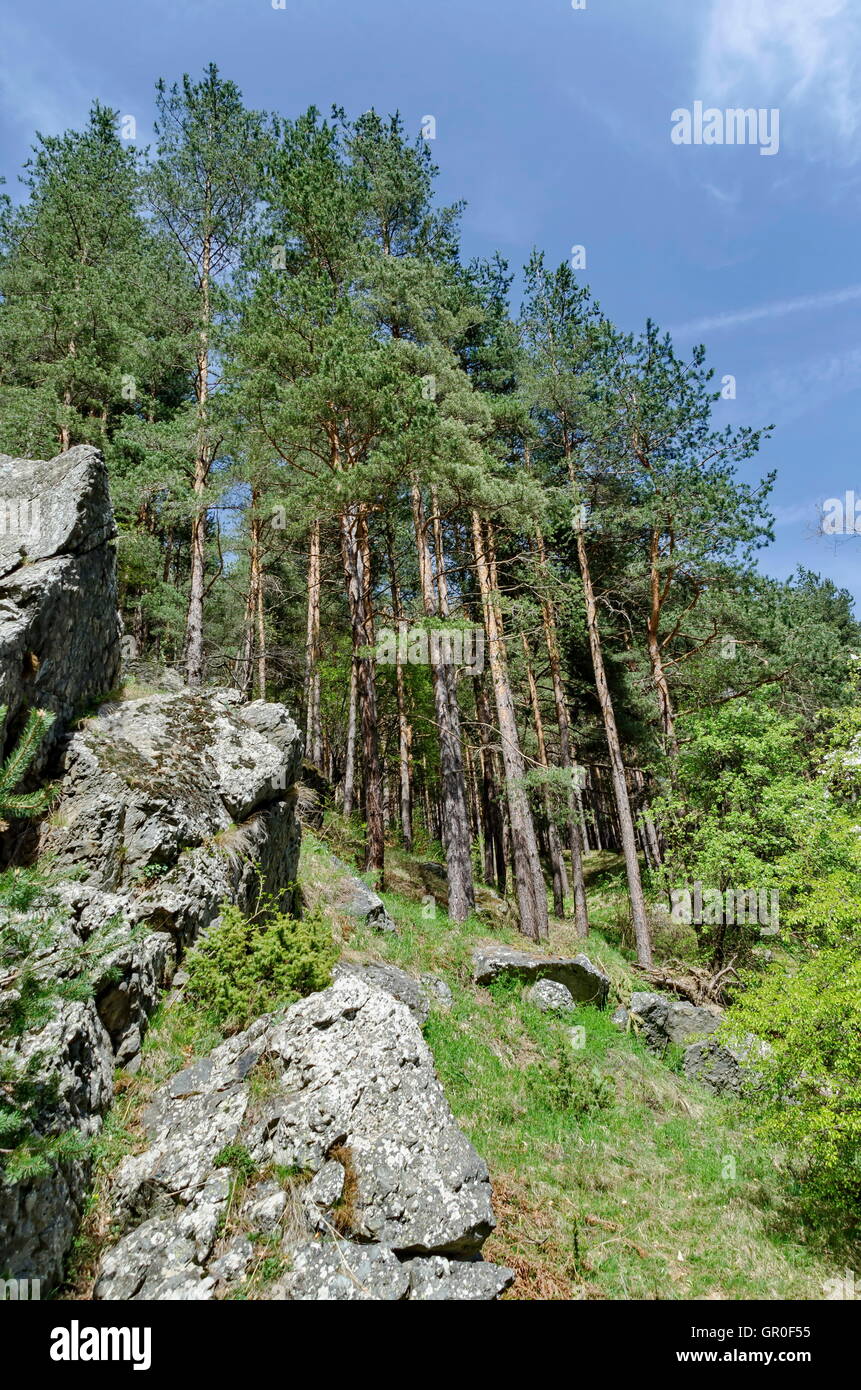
[524,978,576,1013]
[42,689,302,891]
[0,445,121,765]
[248,978,491,1254]
[31,689,303,1069]
[472,943,609,1007]
[629,992,723,1052]
[405,1254,515,1301]
[3,689,303,1287]
[333,959,430,1025]
[93,1218,215,1301]
[683,1039,744,1095]
[283,1241,410,1301]
[94,976,507,1300]
[242,1180,287,1233]
[209,1235,254,1288]
[0,999,115,1284]
[278,1240,515,1301]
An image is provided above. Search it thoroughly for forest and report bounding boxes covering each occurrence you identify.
[1,63,860,1265]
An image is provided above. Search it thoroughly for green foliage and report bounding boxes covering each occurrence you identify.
[726,947,861,1212]
[0,705,56,818]
[212,1143,258,1185]
[655,680,861,958]
[185,897,337,1030]
[529,1038,616,1117]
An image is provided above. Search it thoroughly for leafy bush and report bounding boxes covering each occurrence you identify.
[185,897,337,1030]
[655,688,861,959]
[725,946,861,1210]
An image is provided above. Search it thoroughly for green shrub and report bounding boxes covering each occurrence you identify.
[529,1039,615,1116]
[726,946,861,1210]
[213,1143,258,1185]
[185,898,337,1030]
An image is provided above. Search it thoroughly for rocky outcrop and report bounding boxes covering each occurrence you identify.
[93,975,514,1301]
[0,446,121,764]
[0,999,115,1285]
[333,960,431,1025]
[683,1034,770,1096]
[628,992,723,1052]
[1,687,303,1287]
[40,688,303,1063]
[472,943,610,1007]
[626,991,769,1096]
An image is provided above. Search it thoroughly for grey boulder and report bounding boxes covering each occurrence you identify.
[629,992,723,1052]
[524,978,576,1013]
[327,856,397,934]
[472,943,609,1007]
[94,976,507,1300]
[0,445,121,766]
[333,959,430,1026]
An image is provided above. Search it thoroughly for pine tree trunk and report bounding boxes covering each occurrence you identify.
[648,528,680,757]
[235,567,256,701]
[471,511,548,941]
[521,632,568,917]
[385,525,413,853]
[342,655,358,818]
[572,506,652,966]
[473,675,506,892]
[534,528,589,937]
[304,518,323,768]
[254,524,266,698]
[185,222,212,688]
[340,502,385,879]
[411,483,474,922]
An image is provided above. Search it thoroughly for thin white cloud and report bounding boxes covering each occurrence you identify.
[703,182,742,207]
[746,345,861,426]
[772,499,822,527]
[698,0,861,159]
[672,284,861,337]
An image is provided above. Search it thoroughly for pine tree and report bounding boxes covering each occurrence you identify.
[0,103,164,458]
[0,707,56,820]
[148,64,271,686]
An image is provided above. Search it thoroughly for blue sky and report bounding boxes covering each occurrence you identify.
[2,0,860,603]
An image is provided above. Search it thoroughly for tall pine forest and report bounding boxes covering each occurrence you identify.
[2,67,861,1282]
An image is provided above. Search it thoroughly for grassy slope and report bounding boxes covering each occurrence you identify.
[302,834,842,1301]
[67,832,845,1301]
